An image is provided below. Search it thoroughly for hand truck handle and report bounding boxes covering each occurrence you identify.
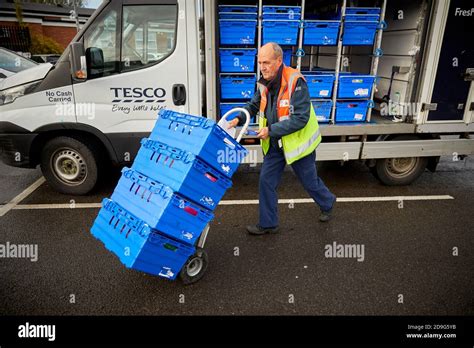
[220,107,250,142]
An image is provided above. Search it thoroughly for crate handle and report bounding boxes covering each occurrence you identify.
[204,172,218,182]
[232,51,244,56]
[316,24,328,28]
[183,206,198,216]
[347,104,359,108]
[220,107,250,142]
[163,243,178,252]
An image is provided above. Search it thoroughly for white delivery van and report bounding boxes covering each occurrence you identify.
[0,0,473,194]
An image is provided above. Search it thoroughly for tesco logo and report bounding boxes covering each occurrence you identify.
[110,87,166,102]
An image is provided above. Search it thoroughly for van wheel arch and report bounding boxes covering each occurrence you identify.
[29,124,118,167]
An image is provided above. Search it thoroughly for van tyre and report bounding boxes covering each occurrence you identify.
[40,136,104,195]
[179,248,208,285]
[373,136,428,186]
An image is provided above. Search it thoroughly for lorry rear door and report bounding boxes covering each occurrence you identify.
[427,0,473,122]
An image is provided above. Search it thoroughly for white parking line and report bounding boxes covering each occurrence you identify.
[0,177,46,217]
[220,195,454,205]
[0,195,454,211]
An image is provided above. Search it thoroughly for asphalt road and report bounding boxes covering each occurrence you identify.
[0,157,473,315]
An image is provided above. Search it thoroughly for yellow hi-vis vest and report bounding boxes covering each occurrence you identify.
[258,65,322,164]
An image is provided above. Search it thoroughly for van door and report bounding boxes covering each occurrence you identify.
[72,0,188,162]
[427,0,474,122]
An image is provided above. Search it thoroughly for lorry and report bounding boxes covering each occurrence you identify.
[0,0,473,195]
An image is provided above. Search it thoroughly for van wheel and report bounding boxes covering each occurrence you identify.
[40,136,103,195]
[373,136,428,186]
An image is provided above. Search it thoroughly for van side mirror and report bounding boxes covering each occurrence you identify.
[70,42,87,80]
[85,47,104,78]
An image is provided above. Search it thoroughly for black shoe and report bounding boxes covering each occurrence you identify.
[320,198,336,222]
[246,224,280,235]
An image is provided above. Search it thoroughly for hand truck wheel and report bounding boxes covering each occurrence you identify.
[179,247,208,285]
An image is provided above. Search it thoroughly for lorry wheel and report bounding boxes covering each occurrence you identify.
[372,135,429,186]
[375,156,428,186]
[40,136,103,195]
[179,248,208,285]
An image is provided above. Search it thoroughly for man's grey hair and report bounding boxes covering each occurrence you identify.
[268,42,283,59]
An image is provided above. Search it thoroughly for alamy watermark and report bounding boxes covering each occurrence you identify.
[55,102,96,120]
[380,100,422,120]
[18,322,55,341]
[324,241,365,262]
[217,148,258,169]
[0,242,38,262]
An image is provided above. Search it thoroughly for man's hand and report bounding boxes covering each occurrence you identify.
[226,118,240,129]
[257,127,269,140]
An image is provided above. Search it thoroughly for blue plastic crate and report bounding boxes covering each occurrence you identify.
[345,14,380,21]
[342,20,378,46]
[283,49,292,66]
[219,5,257,20]
[218,5,257,13]
[303,72,335,98]
[219,12,257,20]
[262,20,299,45]
[345,7,381,16]
[312,100,333,123]
[262,6,301,20]
[336,101,368,122]
[303,21,340,46]
[111,168,213,245]
[219,49,256,72]
[132,138,232,211]
[150,109,249,177]
[91,198,195,280]
[219,20,257,45]
[338,74,375,99]
[220,102,247,119]
[220,74,256,100]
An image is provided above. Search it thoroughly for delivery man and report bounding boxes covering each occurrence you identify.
[227,42,336,235]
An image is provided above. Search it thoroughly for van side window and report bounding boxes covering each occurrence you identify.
[121,5,177,72]
[84,9,119,78]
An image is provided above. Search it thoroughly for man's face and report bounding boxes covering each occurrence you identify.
[258,45,282,81]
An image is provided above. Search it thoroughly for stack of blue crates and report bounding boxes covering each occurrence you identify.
[336,72,376,122]
[90,109,248,280]
[218,5,258,124]
[262,6,301,45]
[342,7,381,46]
[301,69,376,122]
[303,70,335,123]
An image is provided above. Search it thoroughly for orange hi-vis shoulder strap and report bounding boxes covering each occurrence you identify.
[258,65,305,122]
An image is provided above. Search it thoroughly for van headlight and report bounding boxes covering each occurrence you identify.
[0,81,41,106]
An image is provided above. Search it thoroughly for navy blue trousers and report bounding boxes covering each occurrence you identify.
[259,145,336,228]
